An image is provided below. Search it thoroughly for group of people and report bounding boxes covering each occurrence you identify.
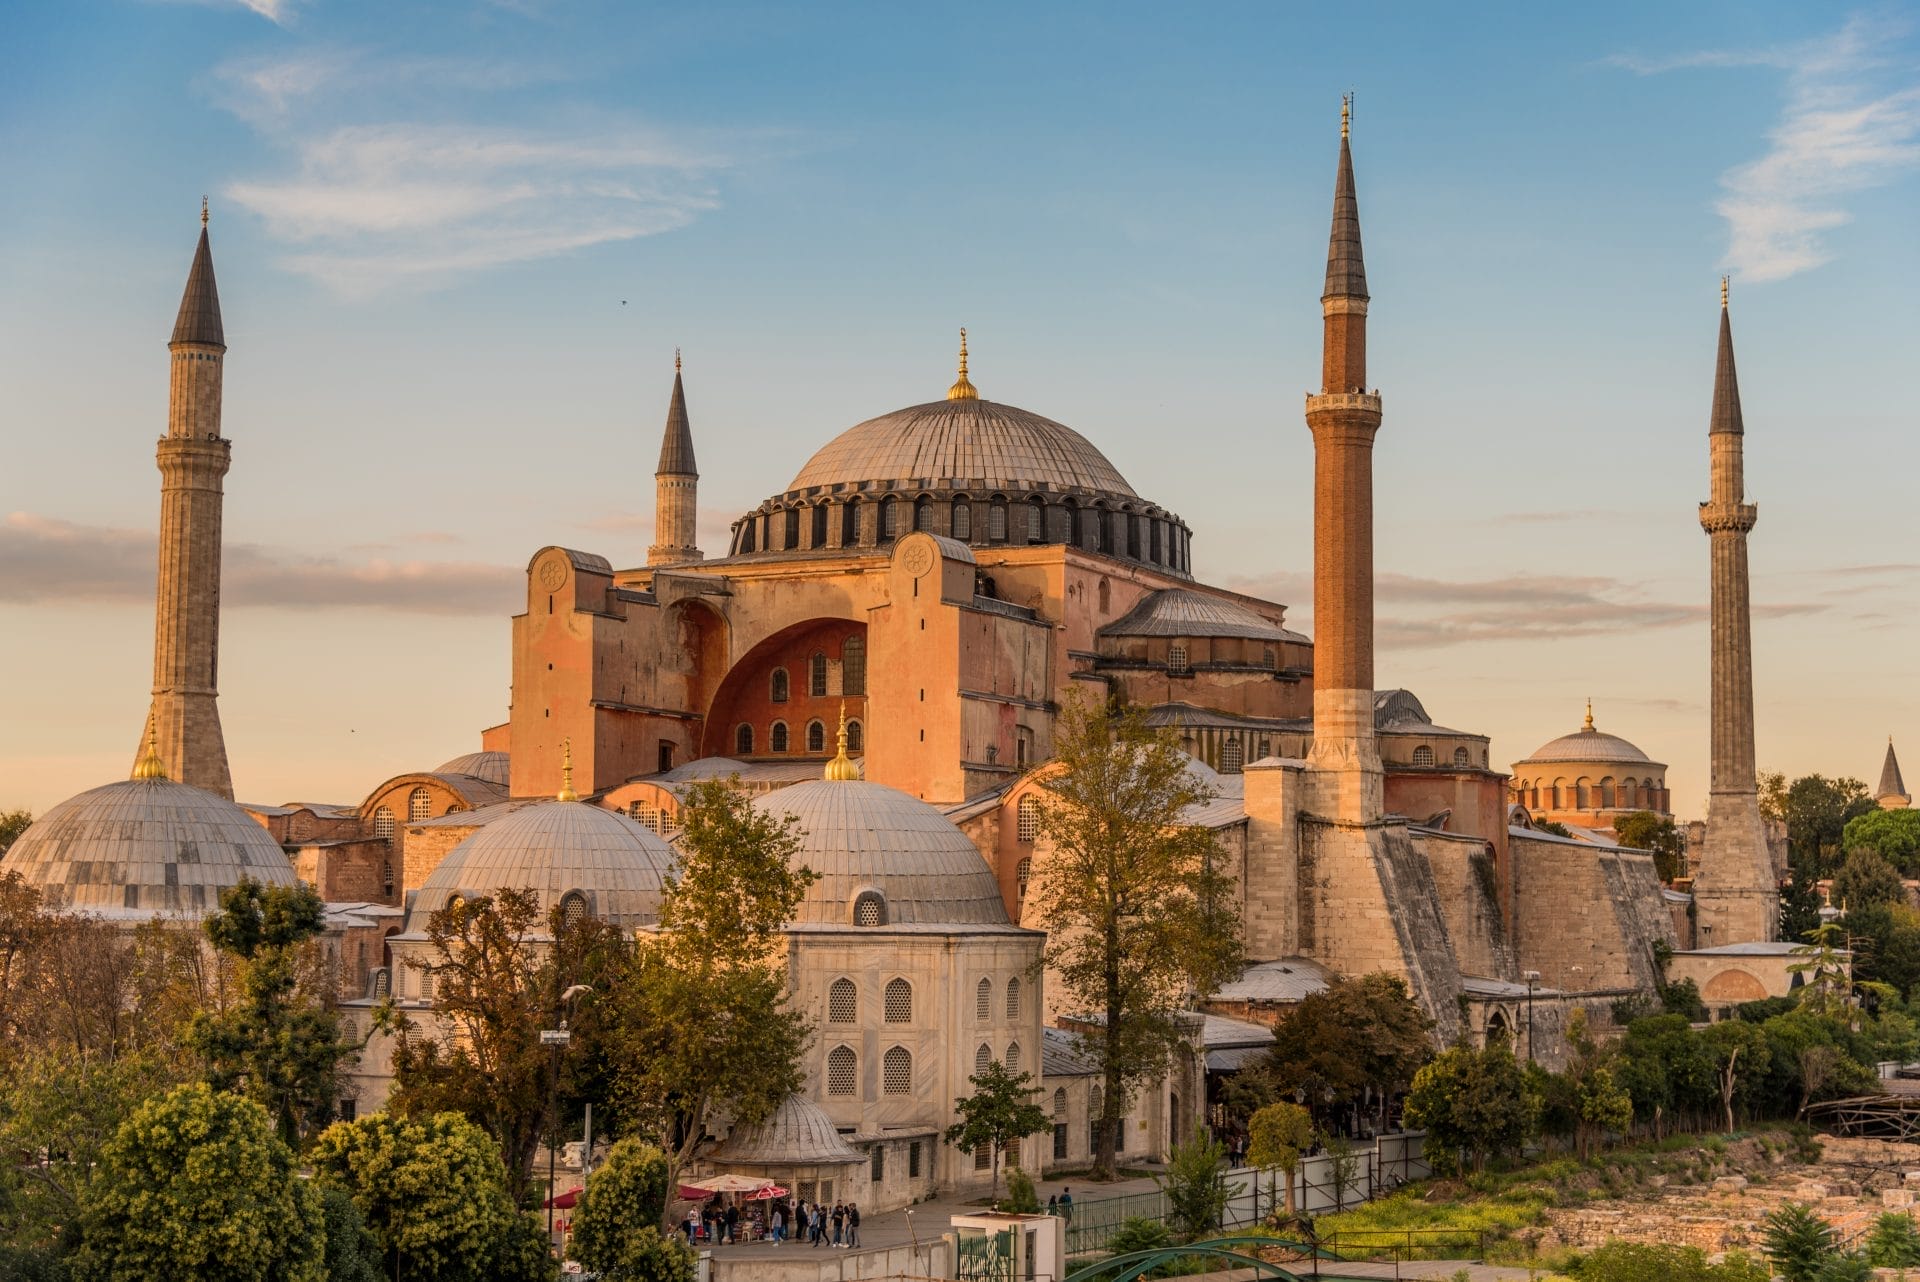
[776,1198,860,1247]
[681,1197,861,1248]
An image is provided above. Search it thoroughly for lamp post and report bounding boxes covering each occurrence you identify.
[1523,971,1541,1064]
[544,983,593,1244]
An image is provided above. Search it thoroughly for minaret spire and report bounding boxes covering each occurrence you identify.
[648,351,703,567]
[1878,738,1911,810]
[137,207,234,797]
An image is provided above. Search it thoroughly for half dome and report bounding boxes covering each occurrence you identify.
[435,751,509,787]
[1,777,295,918]
[753,779,1012,927]
[404,799,676,933]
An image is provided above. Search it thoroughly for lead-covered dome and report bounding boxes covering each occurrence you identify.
[1515,707,1662,769]
[435,751,509,787]
[403,799,676,933]
[753,779,1012,928]
[1,777,295,918]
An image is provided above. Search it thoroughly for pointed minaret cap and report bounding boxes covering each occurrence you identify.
[556,738,580,802]
[947,329,978,401]
[171,200,225,349]
[656,351,697,476]
[131,715,168,781]
[1323,95,1369,302]
[824,703,860,781]
[1710,278,1743,436]
[1878,737,1910,806]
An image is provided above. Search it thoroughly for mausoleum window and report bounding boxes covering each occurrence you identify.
[976,978,992,1023]
[827,1045,856,1095]
[853,891,886,927]
[884,1045,912,1095]
[884,978,912,1023]
[829,978,857,1023]
[1006,977,1021,1021]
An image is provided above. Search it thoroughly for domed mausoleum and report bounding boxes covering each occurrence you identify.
[1510,703,1671,838]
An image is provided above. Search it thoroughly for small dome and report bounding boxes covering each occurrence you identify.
[1515,708,1662,769]
[706,1094,860,1165]
[753,780,1011,927]
[787,399,1137,497]
[435,751,509,787]
[405,799,675,933]
[1,777,295,918]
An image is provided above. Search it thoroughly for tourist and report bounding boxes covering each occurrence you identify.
[847,1202,861,1247]
[810,1203,825,1247]
[770,1204,785,1243]
[1059,1187,1074,1223]
[1047,1193,1059,1215]
[830,1201,845,1246]
[724,1203,739,1244]
[683,1207,698,1245]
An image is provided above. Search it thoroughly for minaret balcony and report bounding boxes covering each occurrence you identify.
[1698,501,1758,534]
[1305,391,1381,414]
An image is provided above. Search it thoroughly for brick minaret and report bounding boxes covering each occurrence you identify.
[138,202,234,798]
[647,351,702,566]
[1692,281,1775,943]
[1303,97,1385,821]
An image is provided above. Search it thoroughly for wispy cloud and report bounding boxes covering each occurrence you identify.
[1611,15,1920,282]
[1,513,519,615]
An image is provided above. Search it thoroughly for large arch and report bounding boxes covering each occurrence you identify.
[699,617,870,759]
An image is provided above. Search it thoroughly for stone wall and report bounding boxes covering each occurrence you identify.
[1415,830,1514,980]
[709,1236,951,1282]
[1509,831,1675,991]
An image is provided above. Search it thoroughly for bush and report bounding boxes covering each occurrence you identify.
[1003,1166,1042,1214]
[1099,1218,1175,1276]
[1762,1202,1837,1282]
[1811,1254,1872,1282]
[1157,1132,1232,1242]
[1572,1241,1770,1282]
[571,1139,673,1271]
[1866,1210,1920,1267]
[319,1186,383,1282]
[0,1246,70,1282]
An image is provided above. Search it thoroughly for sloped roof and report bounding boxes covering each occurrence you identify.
[1099,589,1299,643]
[706,1094,860,1165]
[171,226,224,347]
[657,367,697,475]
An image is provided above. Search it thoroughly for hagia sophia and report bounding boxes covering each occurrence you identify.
[0,107,1808,1209]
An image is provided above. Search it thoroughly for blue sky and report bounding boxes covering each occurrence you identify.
[2,1,1916,813]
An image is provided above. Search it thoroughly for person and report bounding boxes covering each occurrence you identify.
[830,1202,845,1247]
[847,1202,861,1248]
[810,1203,824,1247]
[1047,1193,1059,1215]
[1059,1187,1074,1223]
[683,1207,698,1245]
[724,1203,739,1245]
[770,1204,784,1244]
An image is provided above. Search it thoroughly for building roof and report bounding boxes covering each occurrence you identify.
[1373,689,1479,738]
[1041,1027,1100,1078]
[752,779,1012,928]
[1513,705,1662,770]
[1,777,295,917]
[1879,740,1909,804]
[785,397,1137,498]
[657,364,697,475]
[402,798,676,934]
[1098,588,1299,643]
[1212,958,1336,1004]
[706,1094,861,1166]
[435,752,510,788]
[171,222,224,348]
[1710,296,1744,437]
[1674,941,1809,957]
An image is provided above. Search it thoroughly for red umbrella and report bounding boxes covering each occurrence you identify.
[542,1187,583,1210]
[749,1185,789,1200]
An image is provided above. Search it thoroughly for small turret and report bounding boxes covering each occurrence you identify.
[648,351,703,566]
[1879,738,1911,810]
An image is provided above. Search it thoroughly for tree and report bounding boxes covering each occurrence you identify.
[1762,1202,1837,1282]
[1781,775,1875,880]
[1403,1034,1536,1173]
[569,1139,673,1272]
[1156,1132,1234,1243]
[944,1061,1051,1209]
[1700,1019,1771,1131]
[1865,1210,1920,1267]
[1830,849,1907,913]
[190,877,357,1144]
[606,780,816,1223]
[592,1230,696,1282]
[310,1110,554,1282]
[0,810,30,855]
[1561,1009,1632,1158]
[1247,1102,1313,1219]
[1843,901,1920,998]
[1790,921,1855,1017]
[1613,810,1687,882]
[318,1186,383,1282]
[1778,861,1825,952]
[78,1082,323,1282]
[1843,809,1920,875]
[1535,820,1574,839]
[1027,696,1244,1179]
[1264,973,1433,1134]
[1003,1167,1042,1214]
[1811,1254,1873,1282]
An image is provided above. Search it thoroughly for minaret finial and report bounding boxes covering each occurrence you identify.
[1341,94,1351,141]
[825,701,860,781]
[201,196,209,229]
[947,328,978,401]
[1584,698,1595,731]
[132,715,168,781]
[675,347,682,373]
[557,737,579,802]
[1721,276,1729,310]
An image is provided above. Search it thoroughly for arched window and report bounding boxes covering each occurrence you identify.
[1553,779,1566,809]
[1167,644,1190,676]
[1221,736,1244,774]
[1623,778,1639,807]
[842,637,866,695]
[629,801,659,832]
[771,721,790,753]
[1576,778,1593,808]
[878,497,897,542]
[988,501,1008,541]
[884,1046,912,1094]
[827,1045,856,1095]
[1017,795,1041,842]
[853,891,886,926]
[770,668,790,703]
[1016,857,1032,898]
[1263,646,1277,669]
[735,724,755,755]
[1600,777,1616,808]
[953,500,972,540]
[559,891,589,933]
[1026,501,1044,542]
[1006,1042,1021,1074]
[846,720,864,753]
[914,496,933,531]
[1053,1088,1068,1119]
[1453,746,1470,766]
[1097,578,1111,614]
[408,787,431,822]
[976,977,992,1023]
[373,806,395,839]
[975,1044,992,1076]
[373,968,391,999]
[1412,745,1435,767]
[1006,977,1021,1021]
[884,978,912,1023]
[806,720,826,753]
[812,504,828,547]
[783,507,800,550]
[419,967,435,1001]
[828,978,856,1023]
[810,651,829,697]
[842,498,862,546]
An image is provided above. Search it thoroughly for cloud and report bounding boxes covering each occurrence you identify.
[1612,16,1920,282]
[1,513,519,615]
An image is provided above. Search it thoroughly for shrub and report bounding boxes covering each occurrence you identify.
[1762,1202,1837,1282]
[1004,1166,1042,1215]
[1866,1210,1920,1267]
[1100,1217,1175,1275]
[571,1139,673,1270]
[1572,1241,1770,1282]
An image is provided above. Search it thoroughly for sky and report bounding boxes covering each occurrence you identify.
[1,1,1916,817]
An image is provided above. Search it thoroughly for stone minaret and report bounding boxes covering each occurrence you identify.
[647,351,702,566]
[1692,280,1775,943]
[1303,96,1385,821]
[137,202,234,799]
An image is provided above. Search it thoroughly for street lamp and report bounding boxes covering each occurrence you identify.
[545,984,594,1244]
[1523,971,1541,1064]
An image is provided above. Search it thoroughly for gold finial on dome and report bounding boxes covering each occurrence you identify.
[947,328,978,401]
[132,715,168,780]
[824,703,860,781]
[557,738,579,802]
[1583,698,1595,732]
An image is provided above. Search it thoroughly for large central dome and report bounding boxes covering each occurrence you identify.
[787,398,1137,497]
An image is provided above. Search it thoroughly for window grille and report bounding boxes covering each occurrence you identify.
[1026,503,1043,541]
[373,806,395,839]
[1054,1123,1068,1160]
[827,1045,856,1096]
[909,1142,922,1177]
[420,968,435,1001]
[915,500,932,532]
[1167,644,1189,676]
[382,860,394,894]
[989,504,1007,541]
[736,724,754,755]
[771,721,789,753]
[1413,745,1435,766]
[373,968,391,998]
[884,978,912,1023]
[1017,795,1040,842]
[842,638,866,695]
[883,1046,911,1094]
[1264,646,1276,669]
[798,1180,816,1205]
[810,652,829,697]
[1006,978,1021,1021]
[1221,736,1244,774]
[846,720,864,752]
[828,978,856,1023]
[1016,857,1032,898]
[975,1044,991,1076]
[1454,746,1470,766]
[630,802,659,832]
[976,978,991,1022]
[806,720,826,753]
[1005,1042,1021,1074]
[560,891,588,932]
[974,1144,992,1171]
[771,669,790,703]
[818,1179,834,1204]
[408,788,431,822]
[854,892,885,927]
[953,502,972,539]
[1053,1088,1067,1119]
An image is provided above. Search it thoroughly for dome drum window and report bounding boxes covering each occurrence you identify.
[1221,736,1244,774]
[408,787,432,823]
[1453,746,1470,766]
[827,1045,856,1096]
[1167,644,1190,677]
[1412,745,1435,767]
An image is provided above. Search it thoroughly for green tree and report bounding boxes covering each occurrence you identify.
[1865,1210,1920,1267]
[1782,775,1876,880]
[311,1110,553,1282]
[1811,1254,1873,1282]
[569,1139,673,1272]
[318,1187,383,1282]
[1264,973,1433,1133]
[1403,1034,1536,1173]
[1535,819,1574,839]
[1027,696,1245,1180]
[592,1229,696,1282]
[1762,1201,1837,1282]
[1155,1132,1234,1243]
[1003,1167,1042,1214]
[1843,808,1920,874]
[1246,1101,1314,1219]
[0,810,30,855]
[78,1082,323,1282]
[1700,1019,1771,1131]
[191,877,357,1144]
[1790,921,1855,1017]
[606,780,816,1222]
[1840,900,1920,998]
[1613,810,1687,882]
[1830,849,1907,913]
[1779,861,1825,947]
[944,1061,1051,1209]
